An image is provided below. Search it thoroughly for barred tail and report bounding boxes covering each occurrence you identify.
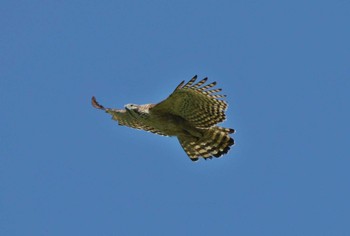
[178,126,235,161]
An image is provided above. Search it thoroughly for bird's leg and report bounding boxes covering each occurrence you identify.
[91,96,106,110]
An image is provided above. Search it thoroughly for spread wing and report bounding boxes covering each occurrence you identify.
[151,75,228,128]
[91,96,168,136]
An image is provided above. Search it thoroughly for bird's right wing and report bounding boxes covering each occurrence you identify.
[151,76,228,128]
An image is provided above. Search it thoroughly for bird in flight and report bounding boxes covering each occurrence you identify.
[92,75,235,161]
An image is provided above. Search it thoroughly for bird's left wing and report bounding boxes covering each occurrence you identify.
[91,97,168,136]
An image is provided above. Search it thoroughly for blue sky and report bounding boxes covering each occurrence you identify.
[1,0,350,235]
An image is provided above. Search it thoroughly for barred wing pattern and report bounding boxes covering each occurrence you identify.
[152,76,228,128]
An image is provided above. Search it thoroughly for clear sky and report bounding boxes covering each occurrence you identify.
[1,0,350,235]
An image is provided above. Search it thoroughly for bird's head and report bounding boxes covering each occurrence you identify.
[125,104,142,116]
[125,103,139,110]
[125,103,151,118]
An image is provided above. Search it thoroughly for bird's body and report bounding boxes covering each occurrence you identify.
[92,75,235,161]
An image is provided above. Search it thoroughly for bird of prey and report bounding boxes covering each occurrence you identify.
[91,75,235,161]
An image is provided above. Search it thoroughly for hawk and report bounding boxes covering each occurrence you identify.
[92,75,235,161]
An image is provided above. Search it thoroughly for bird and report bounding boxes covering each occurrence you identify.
[91,75,235,161]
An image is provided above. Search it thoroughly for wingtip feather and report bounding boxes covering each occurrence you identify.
[91,96,105,110]
[174,80,185,91]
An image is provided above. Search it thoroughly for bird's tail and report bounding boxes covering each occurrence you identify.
[178,126,235,161]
